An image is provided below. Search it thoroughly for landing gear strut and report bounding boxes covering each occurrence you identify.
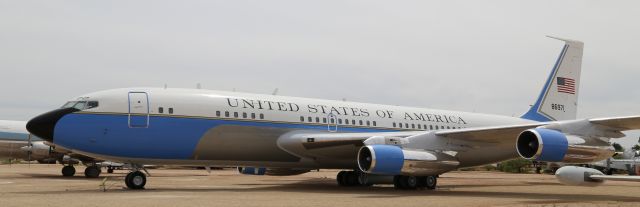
[84,165,101,178]
[393,175,437,190]
[61,165,75,177]
[125,171,146,190]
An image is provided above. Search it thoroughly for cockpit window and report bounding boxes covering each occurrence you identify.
[73,101,87,110]
[87,101,99,109]
[61,101,77,108]
[60,101,99,110]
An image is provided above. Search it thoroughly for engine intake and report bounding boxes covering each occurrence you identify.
[357,145,459,176]
[517,128,568,161]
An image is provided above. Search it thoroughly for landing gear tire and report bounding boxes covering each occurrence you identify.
[125,171,146,190]
[423,175,437,190]
[395,175,437,190]
[84,166,101,178]
[337,171,370,187]
[336,171,347,186]
[62,165,76,177]
[107,168,114,174]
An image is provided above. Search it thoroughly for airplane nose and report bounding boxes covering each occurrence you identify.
[26,108,79,142]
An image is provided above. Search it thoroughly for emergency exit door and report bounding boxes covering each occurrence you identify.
[128,92,149,128]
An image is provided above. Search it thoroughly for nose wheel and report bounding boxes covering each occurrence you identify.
[61,165,76,177]
[84,165,101,178]
[125,171,147,190]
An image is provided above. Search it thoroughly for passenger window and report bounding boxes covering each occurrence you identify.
[338,119,342,124]
[316,117,320,123]
[242,112,247,118]
[260,114,264,119]
[168,108,173,114]
[323,118,327,123]
[308,117,313,122]
[300,116,305,122]
[234,112,238,118]
[412,124,415,129]
[366,121,370,126]
[344,119,349,125]
[359,120,363,125]
[225,111,230,117]
[216,111,220,117]
[373,121,376,126]
[251,113,256,119]
[430,125,433,130]
[159,107,164,114]
[352,120,356,125]
[330,118,335,124]
[405,123,409,128]
[393,122,396,127]
[435,125,439,130]
[447,126,451,129]
[418,124,422,129]
[87,101,99,109]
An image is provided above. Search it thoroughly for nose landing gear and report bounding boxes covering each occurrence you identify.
[125,171,147,190]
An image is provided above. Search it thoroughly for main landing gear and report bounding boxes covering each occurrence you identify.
[125,171,147,190]
[393,175,437,190]
[336,170,438,190]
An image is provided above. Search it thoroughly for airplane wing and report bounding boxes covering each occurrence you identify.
[589,115,640,130]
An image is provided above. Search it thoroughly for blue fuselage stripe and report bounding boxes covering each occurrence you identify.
[54,114,396,159]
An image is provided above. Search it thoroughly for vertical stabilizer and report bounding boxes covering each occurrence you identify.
[521,36,583,122]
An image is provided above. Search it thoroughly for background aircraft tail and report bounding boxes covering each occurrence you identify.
[521,36,584,122]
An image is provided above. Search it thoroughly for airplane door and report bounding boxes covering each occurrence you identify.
[327,113,338,132]
[128,92,149,128]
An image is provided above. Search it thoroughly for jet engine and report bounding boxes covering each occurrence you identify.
[357,145,459,176]
[20,141,56,160]
[516,128,614,163]
[237,167,309,176]
[555,166,604,186]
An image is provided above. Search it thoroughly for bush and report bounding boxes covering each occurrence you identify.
[497,158,532,173]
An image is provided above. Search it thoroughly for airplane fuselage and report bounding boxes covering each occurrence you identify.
[51,88,534,169]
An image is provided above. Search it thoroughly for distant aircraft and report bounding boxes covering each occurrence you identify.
[0,120,120,177]
[26,37,640,190]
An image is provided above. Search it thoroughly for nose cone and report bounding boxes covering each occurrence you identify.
[26,108,79,142]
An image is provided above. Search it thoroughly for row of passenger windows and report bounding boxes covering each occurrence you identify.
[299,116,378,126]
[216,111,265,120]
[393,122,463,130]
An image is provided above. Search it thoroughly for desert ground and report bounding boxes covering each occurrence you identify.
[1,164,639,207]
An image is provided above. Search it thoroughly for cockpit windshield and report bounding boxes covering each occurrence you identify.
[61,101,99,110]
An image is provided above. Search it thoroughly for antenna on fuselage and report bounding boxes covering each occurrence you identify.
[272,88,279,95]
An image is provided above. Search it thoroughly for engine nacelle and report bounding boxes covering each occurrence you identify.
[516,128,568,162]
[237,167,310,176]
[357,145,459,176]
[516,128,614,163]
[19,141,55,160]
[555,166,604,186]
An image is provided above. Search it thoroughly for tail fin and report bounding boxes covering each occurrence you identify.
[521,36,583,122]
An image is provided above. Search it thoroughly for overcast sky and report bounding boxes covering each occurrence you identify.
[1,1,638,144]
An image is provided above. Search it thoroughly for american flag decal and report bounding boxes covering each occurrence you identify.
[557,77,575,94]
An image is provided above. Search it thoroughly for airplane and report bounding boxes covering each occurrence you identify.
[0,120,121,177]
[25,37,640,190]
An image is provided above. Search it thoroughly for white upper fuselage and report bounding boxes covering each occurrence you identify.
[78,88,533,132]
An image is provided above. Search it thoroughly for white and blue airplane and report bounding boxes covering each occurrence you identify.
[26,37,640,190]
